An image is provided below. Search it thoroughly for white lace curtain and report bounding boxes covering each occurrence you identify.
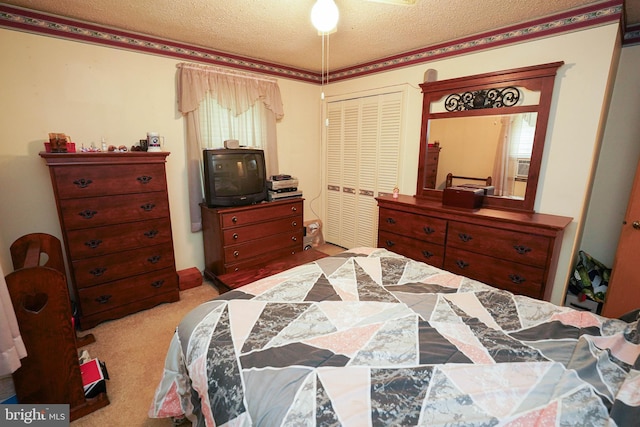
[176,63,284,232]
[0,263,26,377]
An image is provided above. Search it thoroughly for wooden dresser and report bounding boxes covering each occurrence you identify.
[424,142,441,189]
[201,198,304,279]
[377,194,571,300]
[40,152,180,330]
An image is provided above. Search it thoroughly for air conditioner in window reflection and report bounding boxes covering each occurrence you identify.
[516,158,530,180]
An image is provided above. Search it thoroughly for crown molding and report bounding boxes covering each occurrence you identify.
[0,1,626,84]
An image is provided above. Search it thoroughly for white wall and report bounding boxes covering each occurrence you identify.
[325,23,621,305]
[0,28,321,277]
[580,44,640,267]
[0,22,633,308]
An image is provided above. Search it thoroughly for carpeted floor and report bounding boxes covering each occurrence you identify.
[71,283,220,427]
[70,243,344,426]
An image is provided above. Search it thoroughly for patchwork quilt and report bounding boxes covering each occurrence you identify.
[149,248,640,426]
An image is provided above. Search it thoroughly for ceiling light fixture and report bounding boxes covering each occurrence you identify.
[311,0,339,33]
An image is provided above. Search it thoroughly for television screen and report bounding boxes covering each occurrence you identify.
[203,148,267,207]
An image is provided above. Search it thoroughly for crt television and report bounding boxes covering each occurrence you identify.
[203,148,268,207]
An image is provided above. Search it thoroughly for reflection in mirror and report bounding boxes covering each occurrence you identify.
[416,61,564,212]
[428,113,537,199]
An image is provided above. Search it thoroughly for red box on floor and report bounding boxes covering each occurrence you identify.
[178,267,202,290]
[80,358,106,398]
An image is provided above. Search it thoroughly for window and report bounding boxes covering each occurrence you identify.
[509,113,536,159]
[198,95,268,149]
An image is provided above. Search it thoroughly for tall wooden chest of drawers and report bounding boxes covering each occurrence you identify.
[40,152,180,330]
[423,143,441,189]
[377,194,571,301]
[201,199,304,280]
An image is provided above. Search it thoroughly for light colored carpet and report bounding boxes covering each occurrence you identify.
[71,283,220,427]
[70,244,344,426]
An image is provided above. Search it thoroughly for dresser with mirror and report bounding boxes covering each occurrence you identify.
[378,62,572,301]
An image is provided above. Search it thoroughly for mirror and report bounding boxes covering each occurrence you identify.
[428,113,537,199]
[416,62,563,212]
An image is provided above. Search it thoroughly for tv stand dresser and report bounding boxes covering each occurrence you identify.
[40,152,180,330]
[201,198,305,287]
[377,194,572,301]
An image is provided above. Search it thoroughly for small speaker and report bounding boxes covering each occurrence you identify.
[224,139,239,149]
[424,68,437,83]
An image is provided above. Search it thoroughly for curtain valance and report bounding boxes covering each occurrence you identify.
[177,63,284,119]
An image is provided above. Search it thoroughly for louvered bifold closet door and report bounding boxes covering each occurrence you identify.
[325,91,402,249]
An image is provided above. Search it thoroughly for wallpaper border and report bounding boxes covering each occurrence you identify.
[0,2,626,84]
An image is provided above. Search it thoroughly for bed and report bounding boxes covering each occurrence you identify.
[149,247,639,426]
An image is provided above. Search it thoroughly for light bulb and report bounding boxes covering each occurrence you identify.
[311,0,339,33]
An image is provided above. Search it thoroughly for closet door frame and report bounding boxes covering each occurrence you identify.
[323,86,408,249]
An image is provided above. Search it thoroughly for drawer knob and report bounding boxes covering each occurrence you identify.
[509,274,526,284]
[151,280,165,288]
[73,178,93,188]
[385,239,395,247]
[458,233,473,242]
[513,245,532,255]
[292,221,297,227]
[423,226,435,235]
[147,255,161,264]
[385,217,396,224]
[89,267,107,277]
[137,175,153,184]
[233,233,239,240]
[141,203,156,212]
[84,239,102,249]
[232,216,238,223]
[233,250,240,257]
[144,229,159,239]
[95,295,112,304]
[79,209,98,219]
[291,236,297,241]
[421,250,433,259]
[455,259,469,269]
[291,206,297,212]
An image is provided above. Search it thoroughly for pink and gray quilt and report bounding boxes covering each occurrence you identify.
[149,248,640,426]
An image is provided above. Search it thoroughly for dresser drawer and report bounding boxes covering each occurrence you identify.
[444,247,544,298]
[379,230,444,267]
[66,218,172,259]
[60,192,169,230]
[223,231,303,263]
[78,268,178,316]
[447,221,551,268]
[72,243,175,288]
[223,245,303,274]
[426,152,439,166]
[52,163,167,199]
[222,216,301,245]
[220,200,302,228]
[378,208,446,245]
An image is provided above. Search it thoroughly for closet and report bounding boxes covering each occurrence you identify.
[602,156,640,318]
[325,91,403,248]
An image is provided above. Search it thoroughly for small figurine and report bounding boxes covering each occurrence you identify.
[393,186,399,199]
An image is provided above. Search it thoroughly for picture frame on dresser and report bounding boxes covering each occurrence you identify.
[40,152,180,330]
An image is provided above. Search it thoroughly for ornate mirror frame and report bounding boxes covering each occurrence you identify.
[416,61,564,212]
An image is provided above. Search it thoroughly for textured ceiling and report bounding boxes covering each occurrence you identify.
[1,0,638,73]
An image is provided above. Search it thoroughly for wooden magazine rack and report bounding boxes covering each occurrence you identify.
[6,233,109,420]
